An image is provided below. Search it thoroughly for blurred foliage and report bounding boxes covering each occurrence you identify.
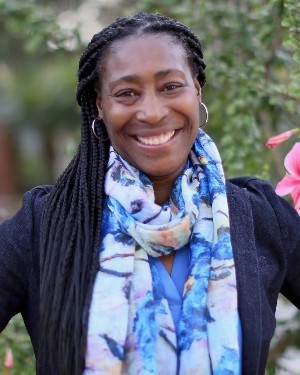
[267,296,300,374]
[0,0,82,187]
[0,0,82,371]
[0,314,35,375]
[137,0,300,182]
[0,0,80,54]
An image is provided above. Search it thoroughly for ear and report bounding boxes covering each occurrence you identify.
[194,78,201,101]
[96,93,103,118]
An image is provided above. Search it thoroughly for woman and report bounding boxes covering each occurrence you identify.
[0,12,300,375]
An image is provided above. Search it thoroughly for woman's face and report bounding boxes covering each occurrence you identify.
[97,34,201,183]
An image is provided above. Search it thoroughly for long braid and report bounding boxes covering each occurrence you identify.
[39,12,206,374]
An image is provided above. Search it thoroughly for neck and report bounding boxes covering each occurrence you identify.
[150,161,188,206]
[152,178,174,206]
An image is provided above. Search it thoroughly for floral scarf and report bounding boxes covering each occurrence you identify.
[84,130,241,374]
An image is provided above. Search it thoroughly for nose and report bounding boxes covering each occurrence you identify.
[135,92,169,124]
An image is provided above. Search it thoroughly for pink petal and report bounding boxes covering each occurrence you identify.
[284,142,300,176]
[266,129,299,148]
[276,174,300,196]
[4,349,13,369]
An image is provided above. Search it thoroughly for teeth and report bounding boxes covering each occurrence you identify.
[137,130,175,145]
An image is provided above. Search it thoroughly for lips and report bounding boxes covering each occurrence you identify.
[136,130,175,145]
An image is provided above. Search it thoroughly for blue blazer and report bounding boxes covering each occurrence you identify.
[1,177,300,374]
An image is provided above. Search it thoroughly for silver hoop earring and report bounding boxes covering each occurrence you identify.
[92,117,109,142]
[199,102,208,128]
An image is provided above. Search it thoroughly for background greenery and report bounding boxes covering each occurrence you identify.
[0,0,299,373]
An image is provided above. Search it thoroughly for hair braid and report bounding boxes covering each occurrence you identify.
[39,11,206,374]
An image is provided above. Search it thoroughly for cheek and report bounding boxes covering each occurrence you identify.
[102,107,127,134]
[183,97,200,127]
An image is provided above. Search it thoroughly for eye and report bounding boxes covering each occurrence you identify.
[163,83,185,92]
[115,90,137,98]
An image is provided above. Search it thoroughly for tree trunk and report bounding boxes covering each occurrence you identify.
[0,124,18,222]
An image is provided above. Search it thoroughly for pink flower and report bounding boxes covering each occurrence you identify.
[276,142,300,214]
[4,349,13,369]
[266,128,299,148]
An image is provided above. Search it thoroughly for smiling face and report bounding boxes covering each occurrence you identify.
[97,33,201,186]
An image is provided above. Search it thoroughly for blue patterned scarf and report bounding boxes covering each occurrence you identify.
[84,130,241,374]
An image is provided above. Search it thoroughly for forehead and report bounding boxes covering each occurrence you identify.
[99,34,191,82]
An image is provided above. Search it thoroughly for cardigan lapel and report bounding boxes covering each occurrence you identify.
[226,181,263,375]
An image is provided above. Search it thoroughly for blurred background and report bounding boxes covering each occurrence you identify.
[0,0,299,373]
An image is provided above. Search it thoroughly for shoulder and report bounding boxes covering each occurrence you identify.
[226,174,294,216]
[0,184,53,282]
[18,185,53,220]
[227,176,287,209]
[29,185,53,214]
[227,175,275,194]
[226,176,300,250]
[0,185,53,332]
[0,185,53,241]
[23,185,53,210]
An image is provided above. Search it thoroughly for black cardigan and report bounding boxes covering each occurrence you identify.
[1,177,300,374]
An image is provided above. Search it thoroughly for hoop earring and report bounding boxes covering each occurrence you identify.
[92,117,109,142]
[199,102,208,128]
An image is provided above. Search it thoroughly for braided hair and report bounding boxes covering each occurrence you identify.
[39,12,206,374]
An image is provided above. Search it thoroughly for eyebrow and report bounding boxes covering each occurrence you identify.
[109,69,185,89]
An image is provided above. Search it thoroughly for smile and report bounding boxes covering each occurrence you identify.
[136,130,175,145]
